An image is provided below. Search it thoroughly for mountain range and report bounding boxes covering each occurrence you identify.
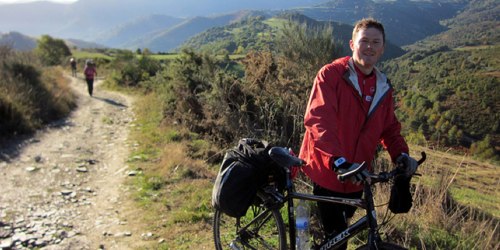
[0,0,476,52]
[0,0,324,42]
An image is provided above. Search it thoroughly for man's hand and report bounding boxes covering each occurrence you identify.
[396,153,418,177]
[331,157,363,185]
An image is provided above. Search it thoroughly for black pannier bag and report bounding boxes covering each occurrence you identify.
[388,175,413,214]
[212,138,284,217]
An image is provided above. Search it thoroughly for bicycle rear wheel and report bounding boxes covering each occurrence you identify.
[356,241,407,250]
[213,204,286,250]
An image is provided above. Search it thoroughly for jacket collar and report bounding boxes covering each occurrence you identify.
[344,58,392,116]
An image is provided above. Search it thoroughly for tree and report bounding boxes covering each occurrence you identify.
[470,135,499,162]
[276,20,344,85]
[34,35,71,66]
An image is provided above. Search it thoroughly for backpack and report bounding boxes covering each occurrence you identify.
[388,175,413,214]
[84,66,95,79]
[211,138,284,217]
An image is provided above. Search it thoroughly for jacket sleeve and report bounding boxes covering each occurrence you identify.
[303,66,344,166]
[380,91,409,162]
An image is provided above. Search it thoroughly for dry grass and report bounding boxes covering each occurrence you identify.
[367,147,500,249]
[0,46,76,135]
[124,93,218,249]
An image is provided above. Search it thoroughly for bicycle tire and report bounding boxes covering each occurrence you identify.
[356,241,407,250]
[213,204,287,250]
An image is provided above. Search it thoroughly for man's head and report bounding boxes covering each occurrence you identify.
[352,18,385,44]
[350,18,385,74]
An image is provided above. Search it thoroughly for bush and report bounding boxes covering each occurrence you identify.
[0,45,76,136]
[34,35,71,66]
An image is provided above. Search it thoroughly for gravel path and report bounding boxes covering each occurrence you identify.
[0,76,148,249]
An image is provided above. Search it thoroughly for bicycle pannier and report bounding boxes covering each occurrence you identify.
[212,138,282,217]
[388,176,413,214]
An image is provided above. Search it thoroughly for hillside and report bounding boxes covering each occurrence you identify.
[0,32,106,51]
[96,15,185,48]
[0,0,326,43]
[181,13,405,60]
[380,0,500,162]
[0,31,36,51]
[294,0,467,46]
[0,0,472,53]
[123,11,257,53]
[406,0,500,50]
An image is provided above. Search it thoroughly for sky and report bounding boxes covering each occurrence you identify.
[0,0,77,4]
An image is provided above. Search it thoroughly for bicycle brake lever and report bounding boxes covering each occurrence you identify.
[337,162,366,182]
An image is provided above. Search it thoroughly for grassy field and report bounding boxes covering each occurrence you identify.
[408,145,499,218]
[71,50,113,61]
[454,44,499,51]
[263,18,287,29]
[150,53,245,61]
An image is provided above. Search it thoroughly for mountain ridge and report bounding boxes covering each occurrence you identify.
[0,0,470,52]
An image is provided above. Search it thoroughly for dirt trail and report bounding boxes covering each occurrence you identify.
[0,76,147,249]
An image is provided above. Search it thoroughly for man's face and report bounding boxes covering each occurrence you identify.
[349,27,385,71]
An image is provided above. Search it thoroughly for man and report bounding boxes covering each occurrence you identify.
[70,57,77,77]
[299,18,418,249]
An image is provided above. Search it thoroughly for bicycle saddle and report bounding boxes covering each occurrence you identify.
[268,147,304,168]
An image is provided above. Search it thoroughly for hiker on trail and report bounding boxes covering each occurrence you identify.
[83,59,97,96]
[70,57,77,77]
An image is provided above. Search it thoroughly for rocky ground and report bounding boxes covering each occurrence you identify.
[0,76,152,249]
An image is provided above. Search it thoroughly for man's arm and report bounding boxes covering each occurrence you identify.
[303,66,344,161]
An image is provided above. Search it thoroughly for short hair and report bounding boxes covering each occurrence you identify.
[352,18,385,43]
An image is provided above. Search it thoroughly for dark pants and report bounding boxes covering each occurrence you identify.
[313,184,363,250]
[85,78,94,96]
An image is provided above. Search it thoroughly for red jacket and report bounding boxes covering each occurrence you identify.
[299,56,409,193]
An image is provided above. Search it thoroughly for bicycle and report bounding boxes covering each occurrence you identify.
[213,147,426,250]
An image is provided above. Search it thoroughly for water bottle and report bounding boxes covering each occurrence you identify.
[295,199,310,250]
[229,240,241,250]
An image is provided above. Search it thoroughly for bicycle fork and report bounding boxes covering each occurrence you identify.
[364,184,383,250]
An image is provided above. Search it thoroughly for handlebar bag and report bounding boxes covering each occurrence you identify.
[388,175,413,214]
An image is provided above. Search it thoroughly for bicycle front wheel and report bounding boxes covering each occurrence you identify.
[213,204,287,250]
[356,241,407,250]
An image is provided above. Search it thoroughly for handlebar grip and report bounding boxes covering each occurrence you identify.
[417,151,426,165]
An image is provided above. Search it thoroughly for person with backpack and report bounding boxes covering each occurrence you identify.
[298,18,418,250]
[70,57,77,77]
[83,59,97,96]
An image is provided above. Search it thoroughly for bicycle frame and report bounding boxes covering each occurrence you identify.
[220,148,425,250]
[285,177,380,250]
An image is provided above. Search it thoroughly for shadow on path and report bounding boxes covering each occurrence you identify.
[0,118,74,163]
[92,96,128,108]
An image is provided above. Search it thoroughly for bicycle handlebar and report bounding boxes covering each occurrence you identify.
[268,147,427,185]
[346,151,427,184]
